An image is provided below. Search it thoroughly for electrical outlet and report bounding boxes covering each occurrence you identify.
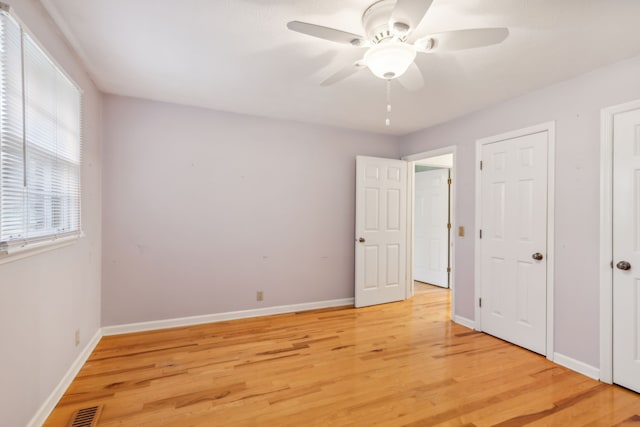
[256,291,264,301]
[75,329,80,347]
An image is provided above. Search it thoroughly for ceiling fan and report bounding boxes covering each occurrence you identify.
[287,0,509,90]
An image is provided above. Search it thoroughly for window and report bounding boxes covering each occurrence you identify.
[0,5,82,255]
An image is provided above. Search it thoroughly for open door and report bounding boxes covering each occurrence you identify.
[414,167,450,287]
[355,156,407,308]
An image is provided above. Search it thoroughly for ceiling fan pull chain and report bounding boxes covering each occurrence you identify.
[386,79,391,126]
[387,79,392,112]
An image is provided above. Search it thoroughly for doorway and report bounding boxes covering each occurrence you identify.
[413,156,452,288]
[403,147,456,319]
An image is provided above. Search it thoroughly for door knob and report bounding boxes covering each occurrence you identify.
[617,261,632,271]
[532,252,543,261]
[357,237,366,243]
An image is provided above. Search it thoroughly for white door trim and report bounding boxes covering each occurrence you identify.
[599,98,640,384]
[403,146,457,321]
[474,122,555,360]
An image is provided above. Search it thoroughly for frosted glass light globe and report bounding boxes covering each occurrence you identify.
[364,41,416,80]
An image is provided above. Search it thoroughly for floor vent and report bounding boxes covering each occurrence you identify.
[67,405,103,427]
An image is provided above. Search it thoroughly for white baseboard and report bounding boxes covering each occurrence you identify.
[453,315,476,330]
[553,352,600,380]
[103,298,355,336]
[27,328,102,427]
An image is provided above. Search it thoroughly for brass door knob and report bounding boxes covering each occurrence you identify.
[357,237,366,243]
[532,252,543,261]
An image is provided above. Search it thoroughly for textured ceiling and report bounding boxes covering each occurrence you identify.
[40,0,640,135]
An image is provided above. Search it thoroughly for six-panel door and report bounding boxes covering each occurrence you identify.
[479,131,548,355]
[613,108,640,392]
[414,168,449,287]
[355,156,407,308]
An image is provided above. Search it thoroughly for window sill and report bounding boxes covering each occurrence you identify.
[0,233,83,265]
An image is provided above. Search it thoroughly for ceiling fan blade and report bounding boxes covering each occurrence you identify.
[321,61,366,86]
[287,21,366,47]
[397,62,424,91]
[416,28,509,52]
[390,0,434,36]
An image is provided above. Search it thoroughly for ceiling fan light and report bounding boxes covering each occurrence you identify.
[364,41,416,80]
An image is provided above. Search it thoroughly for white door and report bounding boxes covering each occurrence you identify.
[355,156,407,308]
[414,168,449,287]
[479,131,548,355]
[613,108,640,392]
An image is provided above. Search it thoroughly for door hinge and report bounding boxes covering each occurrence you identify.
[447,267,451,273]
[447,178,452,185]
[479,297,482,308]
[479,229,483,239]
[447,223,452,229]
[480,160,483,170]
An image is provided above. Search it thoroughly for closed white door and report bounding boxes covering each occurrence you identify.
[479,131,548,355]
[355,156,407,308]
[613,108,640,392]
[414,168,449,287]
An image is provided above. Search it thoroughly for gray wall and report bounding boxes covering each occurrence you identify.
[0,1,103,426]
[400,54,640,368]
[101,95,400,326]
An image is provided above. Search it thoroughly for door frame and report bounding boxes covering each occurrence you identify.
[402,146,457,321]
[474,122,556,360]
[599,99,640,384]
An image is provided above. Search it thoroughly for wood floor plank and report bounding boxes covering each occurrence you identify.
[44,284,640,426]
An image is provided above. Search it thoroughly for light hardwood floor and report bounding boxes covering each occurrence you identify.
[45,285,640,426]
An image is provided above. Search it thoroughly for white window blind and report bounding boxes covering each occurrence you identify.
[0,7,82,254]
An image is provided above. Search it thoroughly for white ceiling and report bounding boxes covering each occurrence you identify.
[40,0,640,136]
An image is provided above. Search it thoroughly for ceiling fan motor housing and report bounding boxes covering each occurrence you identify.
[363,0,406,43]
